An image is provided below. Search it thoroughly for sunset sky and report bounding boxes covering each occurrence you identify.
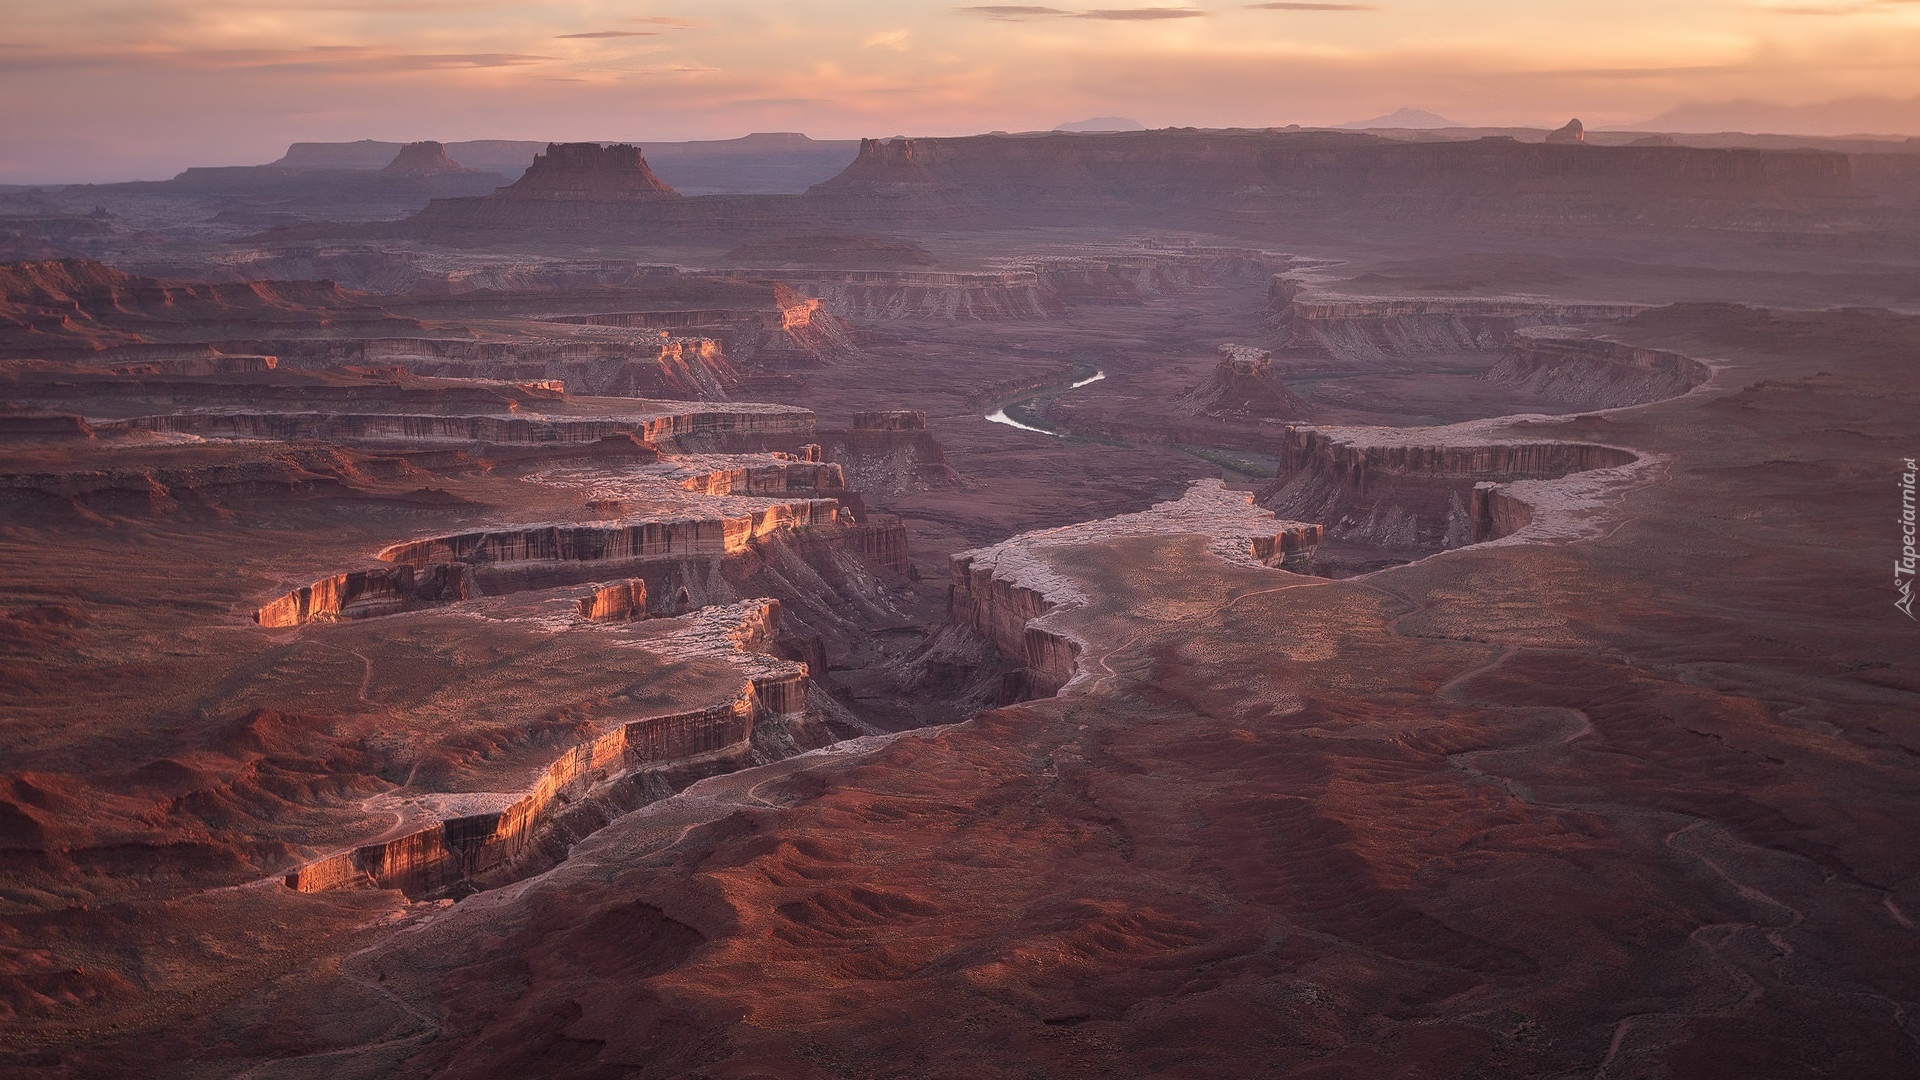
[3,0,1919,182]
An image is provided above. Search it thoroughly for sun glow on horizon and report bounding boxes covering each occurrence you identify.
[2,0,1919,181]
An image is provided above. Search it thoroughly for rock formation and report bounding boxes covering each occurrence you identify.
[1270,280,1647,358]
[950,481,1321,699]
[1184,344,1309,419]
[255,564,472,627]
[285,600,808,896]
[1545,118,1587,145]
[0,258,389,356]
[578,579,649,621]
[805,138,960,198]
[852,410,926,431]
[379,141,482,177]
[1486,328,1711,408]
[796,129,1859,227]
[495,143,681,201]
[1259,421,1643,562]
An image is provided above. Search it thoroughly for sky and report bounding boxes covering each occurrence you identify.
[2,0,1919,182]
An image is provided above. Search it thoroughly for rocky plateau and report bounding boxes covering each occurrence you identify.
[0,124,1916,1080]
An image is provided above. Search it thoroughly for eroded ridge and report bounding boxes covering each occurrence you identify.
[1269,274,1649,359]
[950,480,1323,699]
[1259,420,1654,568]
[284,600,808,896]
[1487,327,1713,408]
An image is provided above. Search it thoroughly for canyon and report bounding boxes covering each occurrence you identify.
[0,125,1916,1080]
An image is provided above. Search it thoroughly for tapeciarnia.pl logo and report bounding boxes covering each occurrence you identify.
[1899,457,1917,620]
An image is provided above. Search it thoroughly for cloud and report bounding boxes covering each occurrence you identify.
[956,4,1205,17]
[1078,7,1207,16]
[1549,64,1747,78]
[0,45,551,74]
[957,5,1074,17]
[864,29,913,50]
[292,51,551,71]
[556,31,658,39]
[629,16,702,28]
[1758,0,1920,11]
[1247,3,1376,9]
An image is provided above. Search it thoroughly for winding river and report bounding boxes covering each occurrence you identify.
[984,369,1105,437]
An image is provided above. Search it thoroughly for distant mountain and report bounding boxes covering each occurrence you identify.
[1629,96,1920,137]
[266,134,861,195]
[1338,107,1460,130]
[1056,117,1147,132]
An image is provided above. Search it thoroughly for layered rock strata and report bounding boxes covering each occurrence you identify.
[109,401,813,449]
[538,285,853,367]
[377,501,845,570]
[1485,329,1713,408]
[852,410,926,431]
[1185,344,1310,419]
[255,564,472,628]
[1271,278,1648,358]
[285,600,804,896]
[807,130,1864,228]
[950,481,1321,700]
[279,336,739,400]
[380,141,483,178]
[734,250,1287,322]
[495,143,680,201]
[1260,421,1647,556]
[577,579,648,622]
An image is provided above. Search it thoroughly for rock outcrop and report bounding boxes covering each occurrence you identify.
[736,252,1285,323]
[950,481,1320,700]
[1485,330,1712,408]
[377,501,846,569]
[381,141,482,177]
[1184,344,1309,419]
[1545,118,1587,145]
[577,579,648,622]
[1259,422,1642,558]
[272,336,737,400]
[675,458,846,497]
[735,269,1055,321]
[539,283,855,367]
[285,600,807,896]
[256,564,472,628]
[1271,282,1647,358]
[113,400,811,453]
[852,410,926,431]
[495,143,680,201]
[799,129,1859,228]
[805,138,960,198]
[0,258,386,355]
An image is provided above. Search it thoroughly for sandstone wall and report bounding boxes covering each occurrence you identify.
[117,412,665,446]
[678,461,845,497]
[256,563,472,628]
[1261,425,1639,553]
[377,500,844,568]
[947,555,1080,701]
[287,603,808,896]
[1272,287,1648,358]
[1486,332,1712,408]
[577,579,647,622]
[1470,482,1537,543]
